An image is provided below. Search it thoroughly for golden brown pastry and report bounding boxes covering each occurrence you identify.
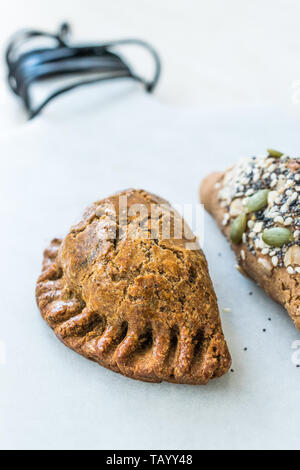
[200,152,300,330]
[36,189,231,384]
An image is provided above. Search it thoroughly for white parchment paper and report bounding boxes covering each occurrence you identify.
[1,82,300,450]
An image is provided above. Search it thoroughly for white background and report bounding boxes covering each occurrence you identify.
[1,0,300,125]
[1,1,300,451]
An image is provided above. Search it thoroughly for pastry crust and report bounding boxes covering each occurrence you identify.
[200,165,300,331]
[36,189,231,384]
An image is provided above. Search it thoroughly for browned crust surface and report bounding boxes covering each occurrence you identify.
[200,173,300,330]
[36,189,231,384]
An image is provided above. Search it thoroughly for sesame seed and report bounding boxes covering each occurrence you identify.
[274,215,284,224]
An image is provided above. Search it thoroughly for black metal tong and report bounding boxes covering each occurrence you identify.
[5,23,161,119]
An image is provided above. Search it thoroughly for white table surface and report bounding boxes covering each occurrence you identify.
[1,1,300,451]
[1,81,300,450]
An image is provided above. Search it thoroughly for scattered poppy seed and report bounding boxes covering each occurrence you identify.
[244,347,247,351]
[262,328,266,332]
[297,365,300,368]
[268,318,271,321]
[249,292,253,296]
[230,369,234,372]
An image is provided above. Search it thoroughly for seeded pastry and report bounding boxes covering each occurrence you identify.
[36,189,231,384]
[200,150,300,330]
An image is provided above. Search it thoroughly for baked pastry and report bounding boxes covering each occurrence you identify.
[200,151,300,330]
[36,189,231,384]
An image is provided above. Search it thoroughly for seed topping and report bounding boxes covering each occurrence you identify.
[218,151,300,274]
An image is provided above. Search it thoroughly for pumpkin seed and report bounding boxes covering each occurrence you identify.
[246,189,269,213]
[267,148,283,158]
[262,227,293,247]
[230,213,247,244]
